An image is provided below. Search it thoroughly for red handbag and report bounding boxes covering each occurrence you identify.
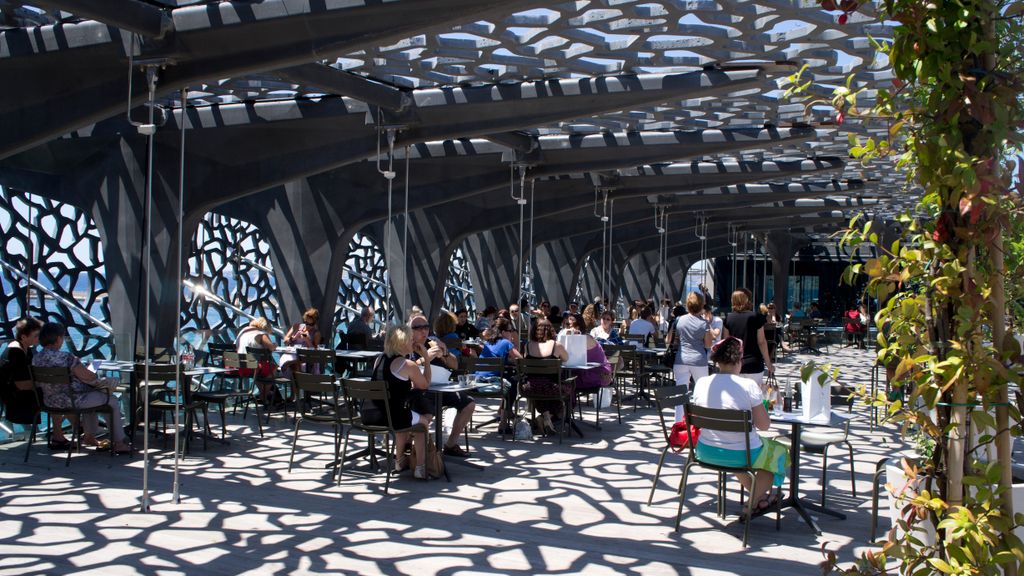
[668,418,701,452]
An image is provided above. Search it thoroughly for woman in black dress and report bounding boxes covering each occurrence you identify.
[0,318,52,444]
[722,288,775,391]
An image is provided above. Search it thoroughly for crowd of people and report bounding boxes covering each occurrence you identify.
[0,287,852,494]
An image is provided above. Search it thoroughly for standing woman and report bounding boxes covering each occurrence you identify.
[665,293,713,419]
[722,289,775,390]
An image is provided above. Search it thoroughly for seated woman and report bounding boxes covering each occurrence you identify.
[31,322,131,454]
[556,314,583,338]
[573,334,612,393]
[690,337,788,515]
[589,311,622,344]
[366,325,436,480]
[0,318,56,444]
[521,319,571,435]
[281,307,321,373]
[433,311,463,358]
[478,318,523,432]
[235,317,278,404]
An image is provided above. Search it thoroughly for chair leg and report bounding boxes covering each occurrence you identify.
[218,403,227,439]
[675,462,694,531]
[254,401,264,438]
[742,471,755,547]
[846,441,857,497]
[870,457,889,541]
[383,433,393,494]
[820,444,830,509]
[615,380,622,424]
[288,417,303,472]
[337,429,352,485]
[647,446,669,505]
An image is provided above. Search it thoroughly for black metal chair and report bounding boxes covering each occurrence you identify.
[463,355,512,439]
[134,363,210,454]
[194,350,264,439]
[648,385,690,505]
[246,346,292,423]
[29,366,117,466]
[288,371,345,478]
[339,379,429,493]
[677,402,781,547]
[516,358,577,443]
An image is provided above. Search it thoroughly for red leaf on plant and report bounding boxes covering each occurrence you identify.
[838,13,848,24]
[835,111,845,125]
[821,0,837,10]
[892,78,903,89]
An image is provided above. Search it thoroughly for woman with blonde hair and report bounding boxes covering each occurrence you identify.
[365,324,438,479]
[722,289,774,389]
[235,316,278,403]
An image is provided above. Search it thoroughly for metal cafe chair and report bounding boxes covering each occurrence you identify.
[30,365,115,466]
[194,350,264,439]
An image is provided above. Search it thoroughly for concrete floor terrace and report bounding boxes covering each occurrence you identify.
[0,345,904,576]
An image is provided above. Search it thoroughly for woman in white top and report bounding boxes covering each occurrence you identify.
[557,314,583,338]
[691,336,787,514]
[235,317,278,403]
[589,311,618,342]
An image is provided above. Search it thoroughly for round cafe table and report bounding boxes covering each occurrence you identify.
[770,410,853,534]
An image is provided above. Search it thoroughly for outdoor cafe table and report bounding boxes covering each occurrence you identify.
[428,380,484,480]
[770,410,853,535]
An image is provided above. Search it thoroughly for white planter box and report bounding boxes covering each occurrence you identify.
[885,462,937,546]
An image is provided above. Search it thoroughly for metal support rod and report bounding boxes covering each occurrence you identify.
[172,87,186,504]
[183,280,285,336]
[140,65,158,514]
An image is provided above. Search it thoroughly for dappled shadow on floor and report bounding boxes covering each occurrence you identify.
[0,346,902,575]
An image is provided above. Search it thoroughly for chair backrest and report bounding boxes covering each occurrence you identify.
[136,345,174,363]
[293,371,337,396]
[31,365,70,386]
[134,362,194,403]
[624,334,646,345]
[296,348,334,373]
[464,355,504,374]
[246,346,272,362]
[684,402,754,467]
[653,386,689,441]
[342,379,400,430]
[516,358,562,384]
[223,350,257,370]
[30,365,71,410]
[208,342,235,367]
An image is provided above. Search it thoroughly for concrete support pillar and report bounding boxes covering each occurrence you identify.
[765,231,795,313]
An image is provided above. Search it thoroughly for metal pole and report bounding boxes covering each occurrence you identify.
[171,88,187,504]
[140,66,158,513]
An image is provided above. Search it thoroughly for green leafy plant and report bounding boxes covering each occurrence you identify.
[796,0,1024,574]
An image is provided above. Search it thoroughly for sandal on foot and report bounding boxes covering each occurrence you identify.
[48,438,72,451]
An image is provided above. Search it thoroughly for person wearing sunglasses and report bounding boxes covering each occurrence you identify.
[407,314,476,458]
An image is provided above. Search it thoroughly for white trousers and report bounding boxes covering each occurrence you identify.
[672,363,708,421]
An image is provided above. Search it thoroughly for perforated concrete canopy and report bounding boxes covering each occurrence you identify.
[0,0,909,336]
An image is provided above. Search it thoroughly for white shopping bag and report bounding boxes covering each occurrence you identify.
[562,334,589,367]
[801,369,831,424]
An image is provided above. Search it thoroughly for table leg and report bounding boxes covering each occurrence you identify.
[435,392,451,482]
[779,422,846,535]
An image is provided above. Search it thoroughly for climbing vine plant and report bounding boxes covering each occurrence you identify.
[792,0,1024,574]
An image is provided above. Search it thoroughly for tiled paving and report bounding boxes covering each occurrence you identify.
[0,344,906,575]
